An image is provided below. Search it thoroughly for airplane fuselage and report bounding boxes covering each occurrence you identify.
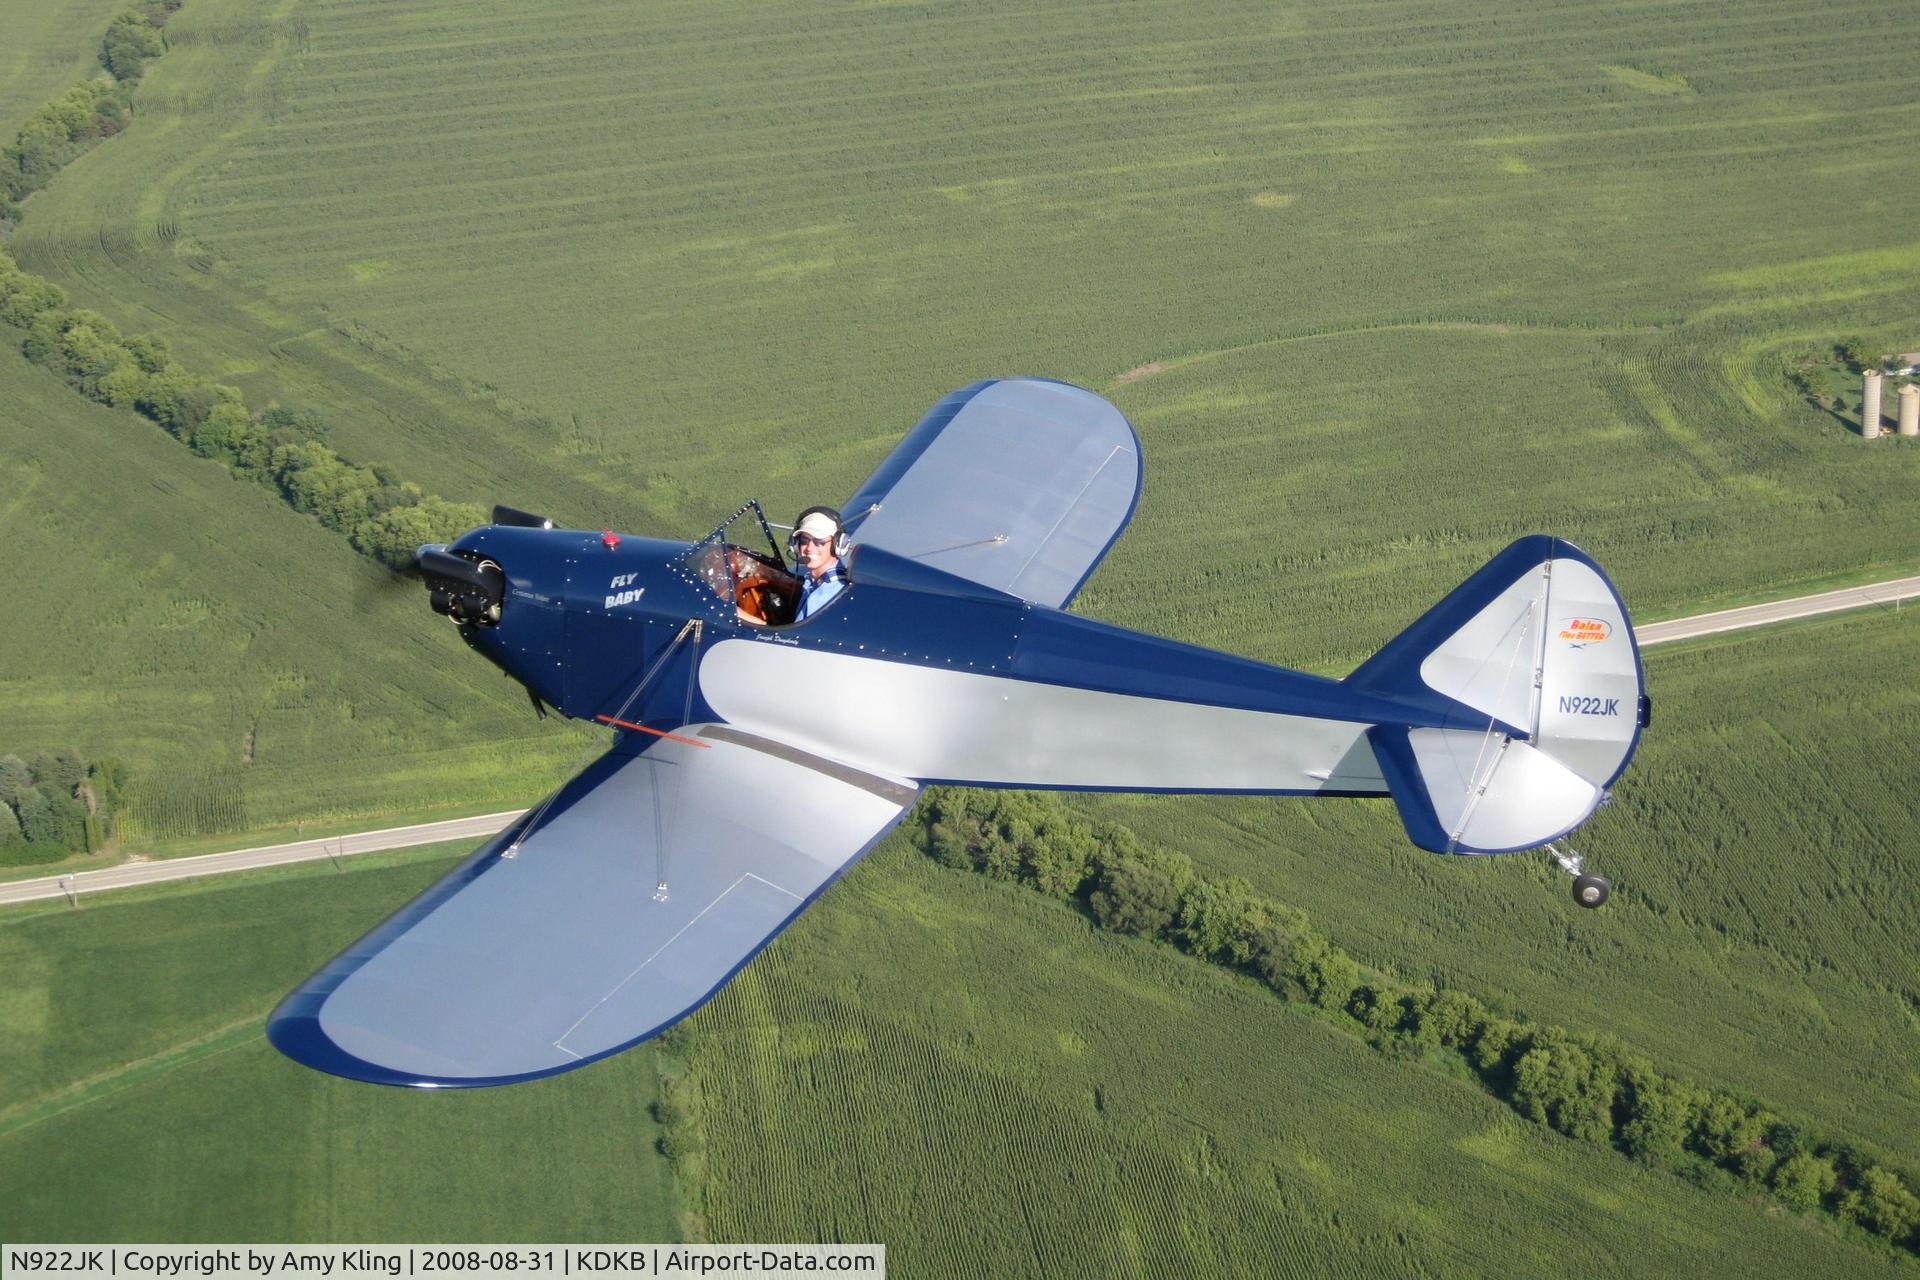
[448,524,1473,798]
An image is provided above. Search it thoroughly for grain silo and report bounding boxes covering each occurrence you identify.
[1900,383,1920,437]
[1862,368,1884,438]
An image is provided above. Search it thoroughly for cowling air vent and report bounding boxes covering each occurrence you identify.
[492,504,554,529]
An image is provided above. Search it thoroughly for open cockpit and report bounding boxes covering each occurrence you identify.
[676,500,837,627]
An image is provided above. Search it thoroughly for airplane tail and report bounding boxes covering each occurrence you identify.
[1345,536,1647,854]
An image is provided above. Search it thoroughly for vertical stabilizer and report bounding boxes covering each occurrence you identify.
[1348,537,1645,853]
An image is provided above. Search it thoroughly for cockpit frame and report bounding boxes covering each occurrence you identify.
[675,499,807,625]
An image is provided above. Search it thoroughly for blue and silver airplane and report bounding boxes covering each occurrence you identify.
[270,378,1648,1087]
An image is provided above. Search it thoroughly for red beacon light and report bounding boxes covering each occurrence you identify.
[601,529,620,550]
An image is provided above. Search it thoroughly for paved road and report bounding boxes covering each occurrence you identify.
[0,810,527,908]
[5,574,1916,908]
[1635,576,1920,646]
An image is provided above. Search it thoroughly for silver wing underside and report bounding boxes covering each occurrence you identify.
[843,378,1142,608]
[269,726,917,1087]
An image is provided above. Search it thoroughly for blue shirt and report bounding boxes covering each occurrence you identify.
[796,563,848,621]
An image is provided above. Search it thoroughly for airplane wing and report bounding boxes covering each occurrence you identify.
[268,726,918,1087]
[842,378,1142,609]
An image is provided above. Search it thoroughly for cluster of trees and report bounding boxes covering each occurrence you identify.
[0,0,483,568]
[1831,337,1918,376]
[0,2,181,214]
[648,1029,710,1241]
[1,79,131,212]
[0,750,125,865]
[102,1,184,80]
[652,1063,705,1164]
[915,788,1920,1256]
[921,789,1361,1009]
[0,248,484,565]
[1789,363,1834,411]
[1837,337,1877,372]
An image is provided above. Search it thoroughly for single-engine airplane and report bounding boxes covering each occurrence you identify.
[270,378,1648,1087]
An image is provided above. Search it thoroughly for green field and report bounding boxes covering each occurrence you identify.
[679,842,1909,1278]
[4,0,1920,1266]
[1079,608,1920,1170]
[4,0,1919,820]
[0,843,679,1241]
[0,342,593,834]
[0,838,1900,1274]
[1,0,1915,834]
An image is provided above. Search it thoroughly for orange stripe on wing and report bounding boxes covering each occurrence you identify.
[594,715,712,748]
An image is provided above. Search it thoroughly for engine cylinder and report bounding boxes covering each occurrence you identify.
[420,547,504,626]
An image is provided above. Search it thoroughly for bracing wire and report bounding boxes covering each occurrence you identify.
[1449,597,1540,849]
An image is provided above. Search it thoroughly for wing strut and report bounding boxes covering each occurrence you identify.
[654,619,705,900]
[535,615,708,887]
[586,617,707,898]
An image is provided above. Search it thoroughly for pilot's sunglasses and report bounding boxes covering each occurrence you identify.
[795,533,829,546]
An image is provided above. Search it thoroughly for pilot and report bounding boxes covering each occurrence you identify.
[789,506,850,622]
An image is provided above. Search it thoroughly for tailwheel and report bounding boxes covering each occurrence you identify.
[1571,873,1611,909]
[1546,842,1611,910]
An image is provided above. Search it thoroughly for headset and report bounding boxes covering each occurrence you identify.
[787,505,849,561]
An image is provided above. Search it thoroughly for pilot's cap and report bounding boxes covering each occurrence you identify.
[794,509,842,541]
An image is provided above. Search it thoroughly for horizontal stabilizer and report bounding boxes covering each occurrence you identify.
[1368,726,1603,853]
[1350,536,1644,853]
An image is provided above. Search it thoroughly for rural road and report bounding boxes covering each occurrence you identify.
[0,811,527,907]
[1632,576,1920,645]
[5,574,1916,908]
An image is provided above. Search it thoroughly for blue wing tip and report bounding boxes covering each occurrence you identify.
[266,988,684,1090]
[266,1000,450,1089]
[267,991,506,1089]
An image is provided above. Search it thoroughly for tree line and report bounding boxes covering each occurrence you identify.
[913,787,1920,1256]
[0,749,126,866]
[0,254,485,564]
[0,0,486,567]
[1,1,182,220]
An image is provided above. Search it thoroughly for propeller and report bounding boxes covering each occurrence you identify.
[354,546,424,612]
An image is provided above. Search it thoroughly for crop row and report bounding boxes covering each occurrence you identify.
[1085,608,1920,1172]
[672,841,1887,1276]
